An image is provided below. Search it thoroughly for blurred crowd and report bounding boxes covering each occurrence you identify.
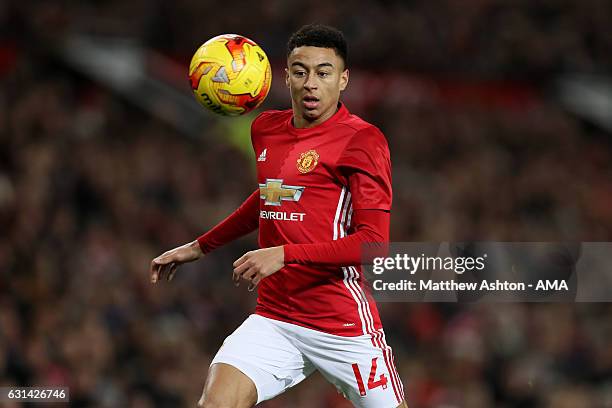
[2,1,612,407]
[3,0,612,78]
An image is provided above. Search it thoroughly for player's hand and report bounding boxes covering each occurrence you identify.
[150,240,203,284]
[233,246,285,291]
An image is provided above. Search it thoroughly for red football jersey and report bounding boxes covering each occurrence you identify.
[252,103,392,336]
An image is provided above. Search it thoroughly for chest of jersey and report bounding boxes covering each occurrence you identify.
[254,131,350,195]
[253,128,355,245]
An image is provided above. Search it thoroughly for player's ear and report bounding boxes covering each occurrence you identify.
[339,68,349,91]
[285,68,290,88]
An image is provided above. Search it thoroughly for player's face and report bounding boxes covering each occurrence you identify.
[286,46,349,128]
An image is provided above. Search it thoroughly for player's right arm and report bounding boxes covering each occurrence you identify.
[150,240,203,283]
[150,189,260,283]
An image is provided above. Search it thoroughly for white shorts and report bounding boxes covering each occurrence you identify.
[211,314,404,407]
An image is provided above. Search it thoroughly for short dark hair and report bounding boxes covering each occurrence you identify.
[287,24,348,68]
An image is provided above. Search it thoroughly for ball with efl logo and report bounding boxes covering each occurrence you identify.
[189,34,272,116]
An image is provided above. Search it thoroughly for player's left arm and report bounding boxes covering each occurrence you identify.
[233,126,392,289]
[282,208,389,265]
[232,209,389,289]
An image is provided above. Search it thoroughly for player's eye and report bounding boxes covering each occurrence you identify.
[318,71,331,78]
[293,71,306,77]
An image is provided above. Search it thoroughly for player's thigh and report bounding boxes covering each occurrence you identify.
[208,314,315,404]
[304,330,405,408]
[198,363,257,408]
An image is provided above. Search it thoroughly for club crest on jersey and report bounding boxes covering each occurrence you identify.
[259,178,304,206]
[296,149,319,173]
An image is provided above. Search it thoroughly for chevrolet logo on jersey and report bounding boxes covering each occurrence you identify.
[259,179,304,206]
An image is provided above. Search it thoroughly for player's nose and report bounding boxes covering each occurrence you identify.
[304,73,318,90]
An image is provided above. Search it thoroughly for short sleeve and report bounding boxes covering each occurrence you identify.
[337,126,392,211]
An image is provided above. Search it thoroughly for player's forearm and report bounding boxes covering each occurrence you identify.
[283,231,382,266]
[283,210,389,267]
[197,190,259,254]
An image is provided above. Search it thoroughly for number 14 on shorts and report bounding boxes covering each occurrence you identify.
[351,357,388,396]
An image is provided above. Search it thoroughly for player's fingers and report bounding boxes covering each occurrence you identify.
[233,260,252,279]
[233,252,250,268]
[234,267,249,284]
[167,263,177,281]
[242,266,258,281]
[151,262,162,284]
[153,254,170,265]
[248,276,262,292]
[159,262,175,281]
[150,260,157,280]
[157,263,167,281]
[232,268,242,286]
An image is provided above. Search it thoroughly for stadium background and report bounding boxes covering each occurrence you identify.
[1,1,611,407]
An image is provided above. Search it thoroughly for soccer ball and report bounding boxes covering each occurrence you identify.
[189,34,272,116]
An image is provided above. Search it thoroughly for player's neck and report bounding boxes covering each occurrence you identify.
[293,104,340,129]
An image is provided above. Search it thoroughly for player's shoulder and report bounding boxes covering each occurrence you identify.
[252,109,292,133]
[339,113,388,148]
